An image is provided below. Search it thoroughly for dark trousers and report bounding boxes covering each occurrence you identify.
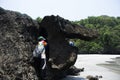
[33,57,46,80]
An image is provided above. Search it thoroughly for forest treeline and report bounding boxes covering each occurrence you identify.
[36,15,120,54]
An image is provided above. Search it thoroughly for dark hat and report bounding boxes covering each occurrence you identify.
[38,36,46,41]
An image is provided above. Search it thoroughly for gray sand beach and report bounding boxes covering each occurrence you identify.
[63,55,120,80]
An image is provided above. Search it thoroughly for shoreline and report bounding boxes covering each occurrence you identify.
[63,54,120,80]
[78,54,120,55]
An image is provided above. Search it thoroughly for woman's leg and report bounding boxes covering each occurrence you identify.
[40,59,47,80]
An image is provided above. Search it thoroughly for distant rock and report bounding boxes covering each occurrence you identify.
[86,75,99,80]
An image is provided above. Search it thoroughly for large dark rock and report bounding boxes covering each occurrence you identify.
[0,7,98,80]
[0,7,39,80]
[40,15,98,79]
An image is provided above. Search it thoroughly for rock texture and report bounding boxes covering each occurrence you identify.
[0,7,39,80]
[40,15,98,79]
[0,7,98,80]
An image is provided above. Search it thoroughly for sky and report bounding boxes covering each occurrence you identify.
[0,0,120,21]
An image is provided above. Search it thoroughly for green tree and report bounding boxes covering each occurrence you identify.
[73,15,120,54]
[36,17,42,23]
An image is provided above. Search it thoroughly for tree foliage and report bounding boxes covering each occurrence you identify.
[73,15,120,54]
[36,17,42,23]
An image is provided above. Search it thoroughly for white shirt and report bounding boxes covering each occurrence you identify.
[33,41,46,59]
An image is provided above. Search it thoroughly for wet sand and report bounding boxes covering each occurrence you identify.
[62,55,120,80]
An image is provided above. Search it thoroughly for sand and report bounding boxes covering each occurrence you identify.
[62,54,120,80]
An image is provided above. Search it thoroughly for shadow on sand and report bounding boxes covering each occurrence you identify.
[62,76,85,80]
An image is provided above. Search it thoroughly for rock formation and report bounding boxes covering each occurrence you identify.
[0,7,39,80]
[39,15,98,79]
[0,7,98,80]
